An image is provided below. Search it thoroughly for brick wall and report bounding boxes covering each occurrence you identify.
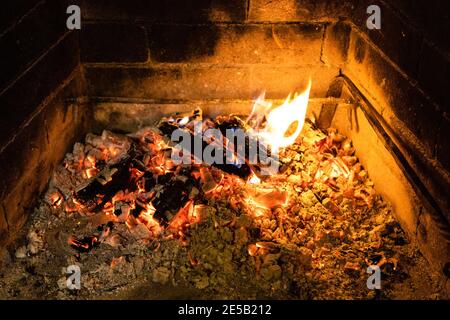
[79,0,358,101]
[350,0,449,167]
[0,0,87,241]
[344,1,450,232]
[77,0,448,164]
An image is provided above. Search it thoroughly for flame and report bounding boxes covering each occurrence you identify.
[248,174,261,184]
[179,116,189,125]
[247,244,259,256]
[49,192,63,207]
[248,79,312,151]
[86,168,98,179]
[138,203,162,234]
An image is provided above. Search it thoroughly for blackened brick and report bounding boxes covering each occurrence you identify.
[353,0,423,78]
[436,114,450,171]
[85,66,183,99]
[418,42,450,113]
[148,24,219,63]
[0,69,88,233]
[148,24,324,64]
[0,206,6,231]
[85,64,337,100]
[390,0,450,53]
[81,0,247,22]
[0,32,79,148]
[322,21,352,66]
[346,29,439,157]
[0,0,68,91]
[391,83,441,156]
[81,23,148,63]
[0,0,41,35]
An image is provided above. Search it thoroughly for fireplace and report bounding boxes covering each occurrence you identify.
[0,0,449,300]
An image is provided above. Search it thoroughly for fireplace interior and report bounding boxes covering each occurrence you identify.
[0,0,449,299]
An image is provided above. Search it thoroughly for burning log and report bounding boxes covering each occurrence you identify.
[74,154,134,212]
[72,134,197,225]
[158,116,252,179]
[73,137,153,212]
[158,111,285,179]
[152,170,198,224]
[215,115,286,177]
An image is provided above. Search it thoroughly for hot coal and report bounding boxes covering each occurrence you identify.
[69,235,99,253]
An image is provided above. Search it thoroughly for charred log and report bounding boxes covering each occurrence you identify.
[74,140,147,212]
[159,113,285,179]
[74,155,134,211]
[152,171,198,225]
[158,117,253,179]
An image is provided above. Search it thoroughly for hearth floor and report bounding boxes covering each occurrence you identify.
[0,118,446,299]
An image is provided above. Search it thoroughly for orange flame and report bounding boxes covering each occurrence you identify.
[248,174,261,184]
[248,79,312,151]
[49,192,63,207]
[138,203,162,234]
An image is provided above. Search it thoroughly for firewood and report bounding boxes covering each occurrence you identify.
[74,154,134,211]
[159,112,286,179]
[152,171,197,224]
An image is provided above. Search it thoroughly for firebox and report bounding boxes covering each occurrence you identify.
[0,0,449,300]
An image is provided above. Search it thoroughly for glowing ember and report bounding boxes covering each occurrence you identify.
[68,235,98,252]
